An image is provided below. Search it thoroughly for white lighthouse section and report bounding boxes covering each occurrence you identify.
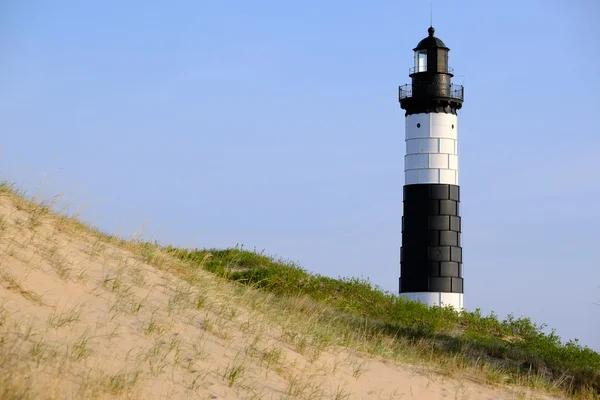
[404,113,458,185]
[402,292,464,310]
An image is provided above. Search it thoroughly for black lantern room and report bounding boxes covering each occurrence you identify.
[399,27,464,116]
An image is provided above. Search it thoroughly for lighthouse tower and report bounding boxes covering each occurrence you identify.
[398,26,464,309]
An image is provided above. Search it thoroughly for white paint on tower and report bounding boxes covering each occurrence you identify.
[404,113,459,185]
[402,292,464,310]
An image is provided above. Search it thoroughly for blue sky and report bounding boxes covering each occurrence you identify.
[2,0,599,350]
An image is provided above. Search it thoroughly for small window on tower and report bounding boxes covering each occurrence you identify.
[415,50,427,72]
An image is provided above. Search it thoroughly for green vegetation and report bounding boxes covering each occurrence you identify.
[164,244,600,397]
[2,180,597,398]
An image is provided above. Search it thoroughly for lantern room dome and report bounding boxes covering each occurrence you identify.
[414,26,448,51]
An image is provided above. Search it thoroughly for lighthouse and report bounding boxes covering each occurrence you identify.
[398,26,464,309]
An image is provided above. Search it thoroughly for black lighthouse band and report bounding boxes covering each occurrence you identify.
[400,184,462,292]
[398,26,465,309]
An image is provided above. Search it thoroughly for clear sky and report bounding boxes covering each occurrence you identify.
[2,1,599,350]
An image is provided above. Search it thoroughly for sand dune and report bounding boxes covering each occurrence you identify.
[0,188,565,399]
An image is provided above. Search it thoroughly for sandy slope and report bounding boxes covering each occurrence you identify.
[0,190,565,399]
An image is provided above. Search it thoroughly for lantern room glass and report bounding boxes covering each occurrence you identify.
[415,50,427,72]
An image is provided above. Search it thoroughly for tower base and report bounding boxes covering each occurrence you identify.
[400,292,463,310]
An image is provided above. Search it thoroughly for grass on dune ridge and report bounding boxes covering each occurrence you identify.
[162,245,600,397]
[1,180,598,399]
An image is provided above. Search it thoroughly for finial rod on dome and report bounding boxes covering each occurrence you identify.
[430,2,433,28]
[428,26,435,37]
